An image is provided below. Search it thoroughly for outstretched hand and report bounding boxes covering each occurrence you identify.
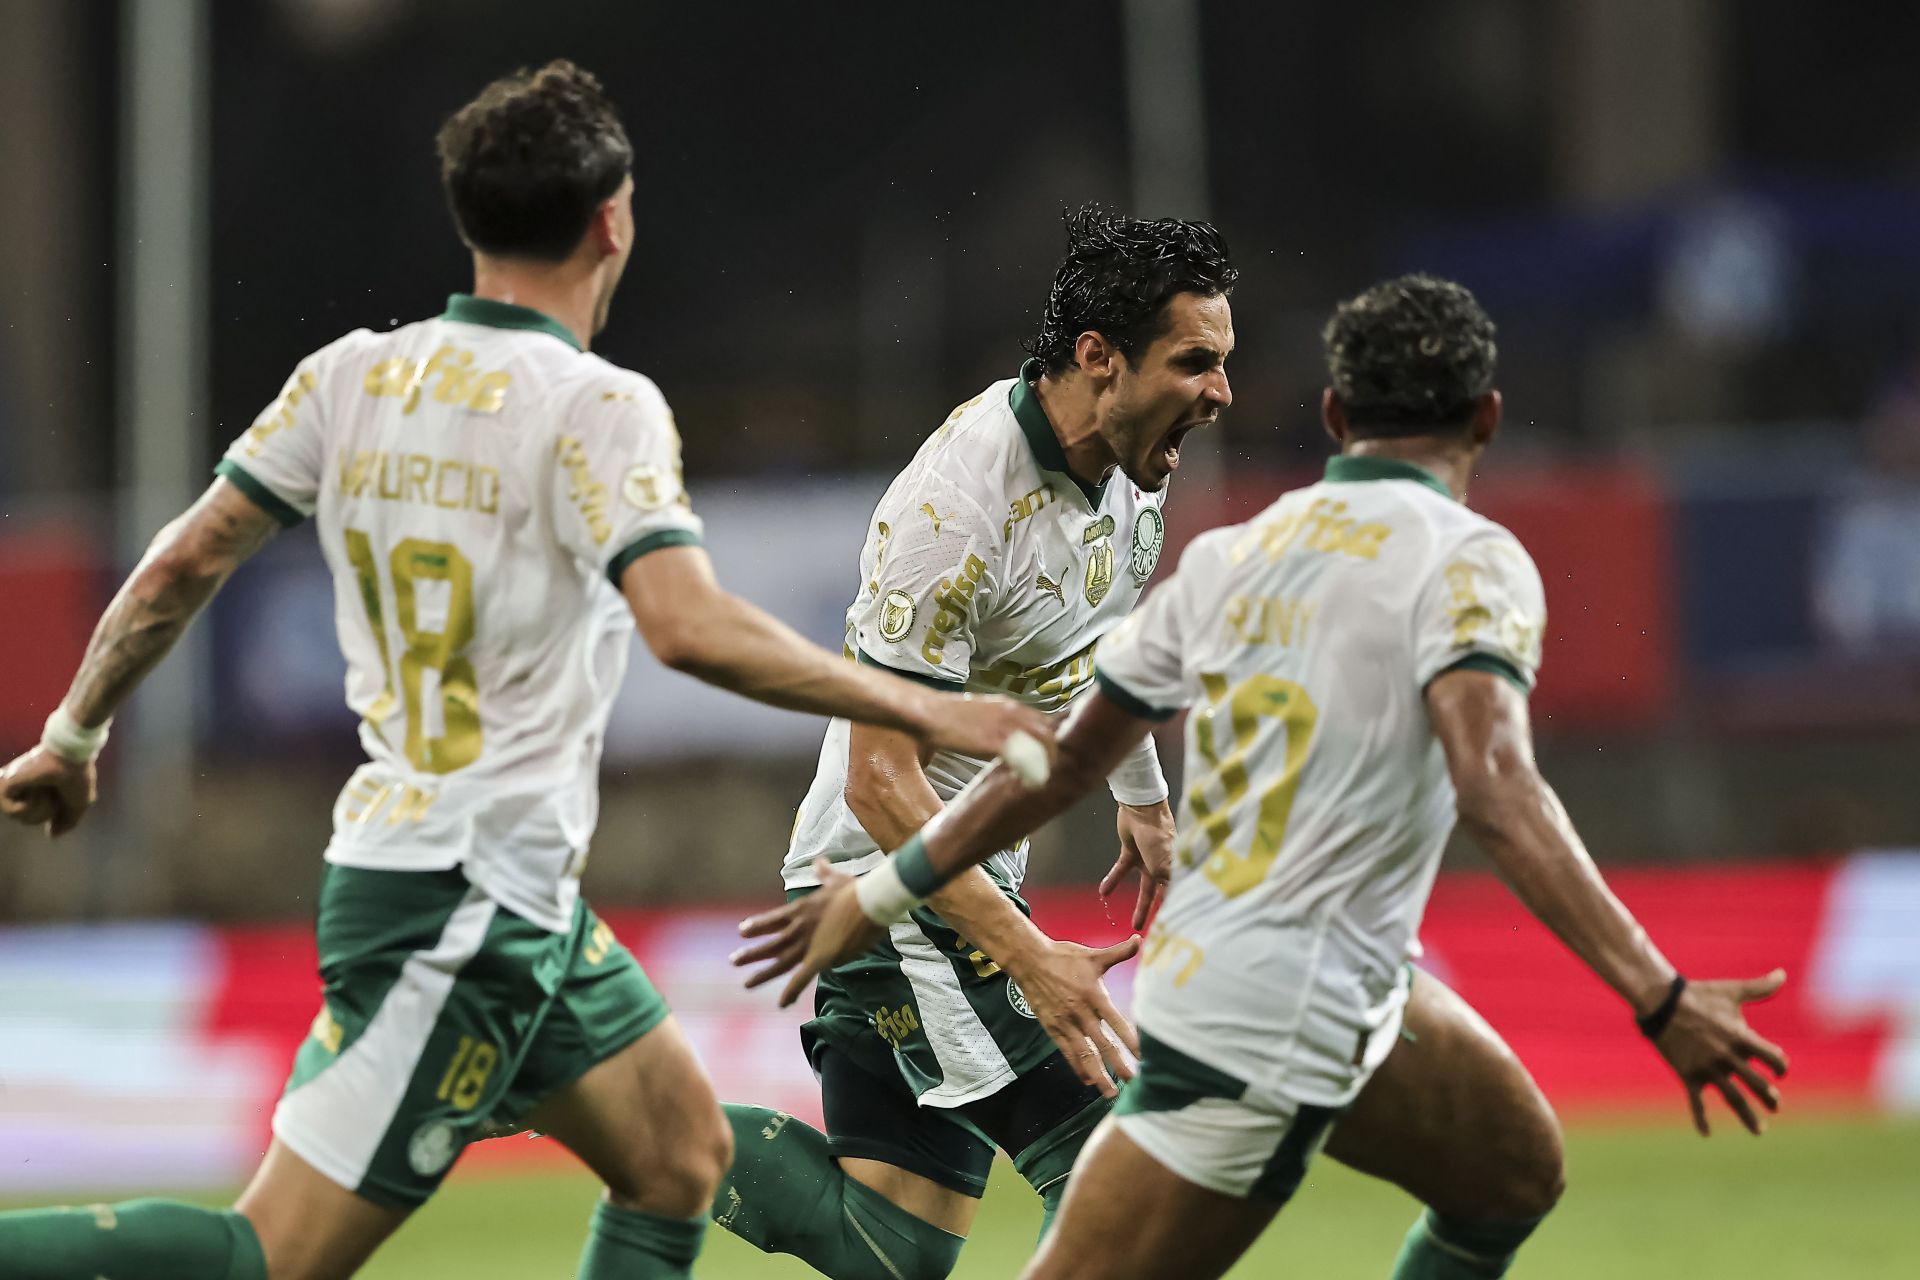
[1652,969,1790,1136]
[1007,935,1142,1098]
[734,858,883,1007]
[0,747,95,838]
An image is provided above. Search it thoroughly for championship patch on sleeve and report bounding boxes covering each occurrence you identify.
[878,590,917,641]
[622,462,683,511]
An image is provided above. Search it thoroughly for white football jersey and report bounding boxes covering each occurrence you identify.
[784,362,1171,890]
[1095,455,1547,1106]
[218,295,701,931]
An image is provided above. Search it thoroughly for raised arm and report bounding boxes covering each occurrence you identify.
[1426,668,1789,1134]
[618,544,1048,763]
[1,479,282,836]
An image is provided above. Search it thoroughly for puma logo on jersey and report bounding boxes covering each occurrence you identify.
[760,1111,793,1141]
[1034,569,1065,605]
[920,503,955,535]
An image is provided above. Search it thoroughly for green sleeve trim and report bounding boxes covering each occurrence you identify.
[606,526,702,585]
[1434,653,1531,695]
[854,647,967,691]
[214,460,305,527]
[1095,668,1178,722]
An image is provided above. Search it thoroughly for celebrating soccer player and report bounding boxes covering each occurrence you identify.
[708,207,1234,1279]
[0,61,1048,1280]
[738,275,1791,1280]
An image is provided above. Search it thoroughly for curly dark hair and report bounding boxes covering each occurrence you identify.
[1024,205,1238,374]
[1322,274,1498,436]
[436,60,633,262]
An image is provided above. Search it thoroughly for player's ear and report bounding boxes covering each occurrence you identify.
[1469,390,1501,447]
[1321,389,1349,447]
[1074,330,1122,382]
[589,188,628,259]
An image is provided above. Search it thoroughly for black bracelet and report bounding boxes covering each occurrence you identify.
[1635,975,1688,1039]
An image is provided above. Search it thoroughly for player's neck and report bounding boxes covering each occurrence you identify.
[468,258,599,351]
[1343,439,1478,502]
[1032,374,1120,490]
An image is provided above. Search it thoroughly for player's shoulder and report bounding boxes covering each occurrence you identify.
[541,355,677,440]
[891,377,1029,511]
[1430,498,1532,564]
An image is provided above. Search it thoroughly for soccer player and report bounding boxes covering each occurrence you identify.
[738,275,1793,1280]
[707,208,1235,1279]
[0,62,1048,1280]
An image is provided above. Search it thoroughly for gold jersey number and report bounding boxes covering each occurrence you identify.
[1183,672,1320,898]
[345,528,483,773]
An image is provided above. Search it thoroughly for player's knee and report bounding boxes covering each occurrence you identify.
[604,1112,732,1215]
[1493,1132,1565,1220]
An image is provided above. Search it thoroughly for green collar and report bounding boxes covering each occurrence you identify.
[1009,359,1108,509]
[442,294,582,352]
[1324,454,1455,501]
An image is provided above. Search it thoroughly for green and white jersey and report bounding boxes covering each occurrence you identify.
[217,295,701,933]
[784,361,1171,891]
[1095,456,1547,1107]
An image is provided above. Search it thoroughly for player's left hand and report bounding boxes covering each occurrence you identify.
[1105,800,1175,930]
[733,858,884,1006]
[1652,969,1791,1137]
[0,746,96,838]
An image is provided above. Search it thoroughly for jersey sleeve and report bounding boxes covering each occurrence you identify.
[1413,527,1548,692]
[850,469,999,687]
[1093,536,1215,720]
[216,356,329,526]
[554,375,704,584]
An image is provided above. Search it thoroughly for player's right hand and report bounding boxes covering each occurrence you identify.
[1651,969,1790,1137]
[917,692,1056,768]
[1007,936,1143,1099]
[0,746,97,838]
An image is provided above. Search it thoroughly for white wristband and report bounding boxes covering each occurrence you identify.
[854,858,924,926]
[42,705,111,764]
[1107,732,1169,808]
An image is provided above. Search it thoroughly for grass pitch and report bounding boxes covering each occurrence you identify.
[8,1113,1912,1277]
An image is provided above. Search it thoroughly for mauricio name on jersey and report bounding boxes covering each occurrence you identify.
[784,361,1171,893]
[218,294,701,932]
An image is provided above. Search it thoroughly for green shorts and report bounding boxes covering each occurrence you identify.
[798,883,1108,1197]
[272,864,668,1208]
[1113,1033,1342,1204]
[800,886,1060,1108]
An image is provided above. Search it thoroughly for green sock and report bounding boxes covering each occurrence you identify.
[713,1102,965,1280]
[576,1199,705,1278]
[1390,1209,1544,1279]
[0,1198,266,1280]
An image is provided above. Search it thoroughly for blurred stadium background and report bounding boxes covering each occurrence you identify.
[1,1,1916,1275]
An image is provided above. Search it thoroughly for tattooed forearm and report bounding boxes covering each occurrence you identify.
[62,481,282,726]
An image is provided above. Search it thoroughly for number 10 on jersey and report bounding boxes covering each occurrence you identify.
[1182,672,1319,898]
[344,528,483,773]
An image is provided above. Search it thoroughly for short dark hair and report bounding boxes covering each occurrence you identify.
[1024,205,1238,374]
[1322,274,1497,436]
[436,60,633,262]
